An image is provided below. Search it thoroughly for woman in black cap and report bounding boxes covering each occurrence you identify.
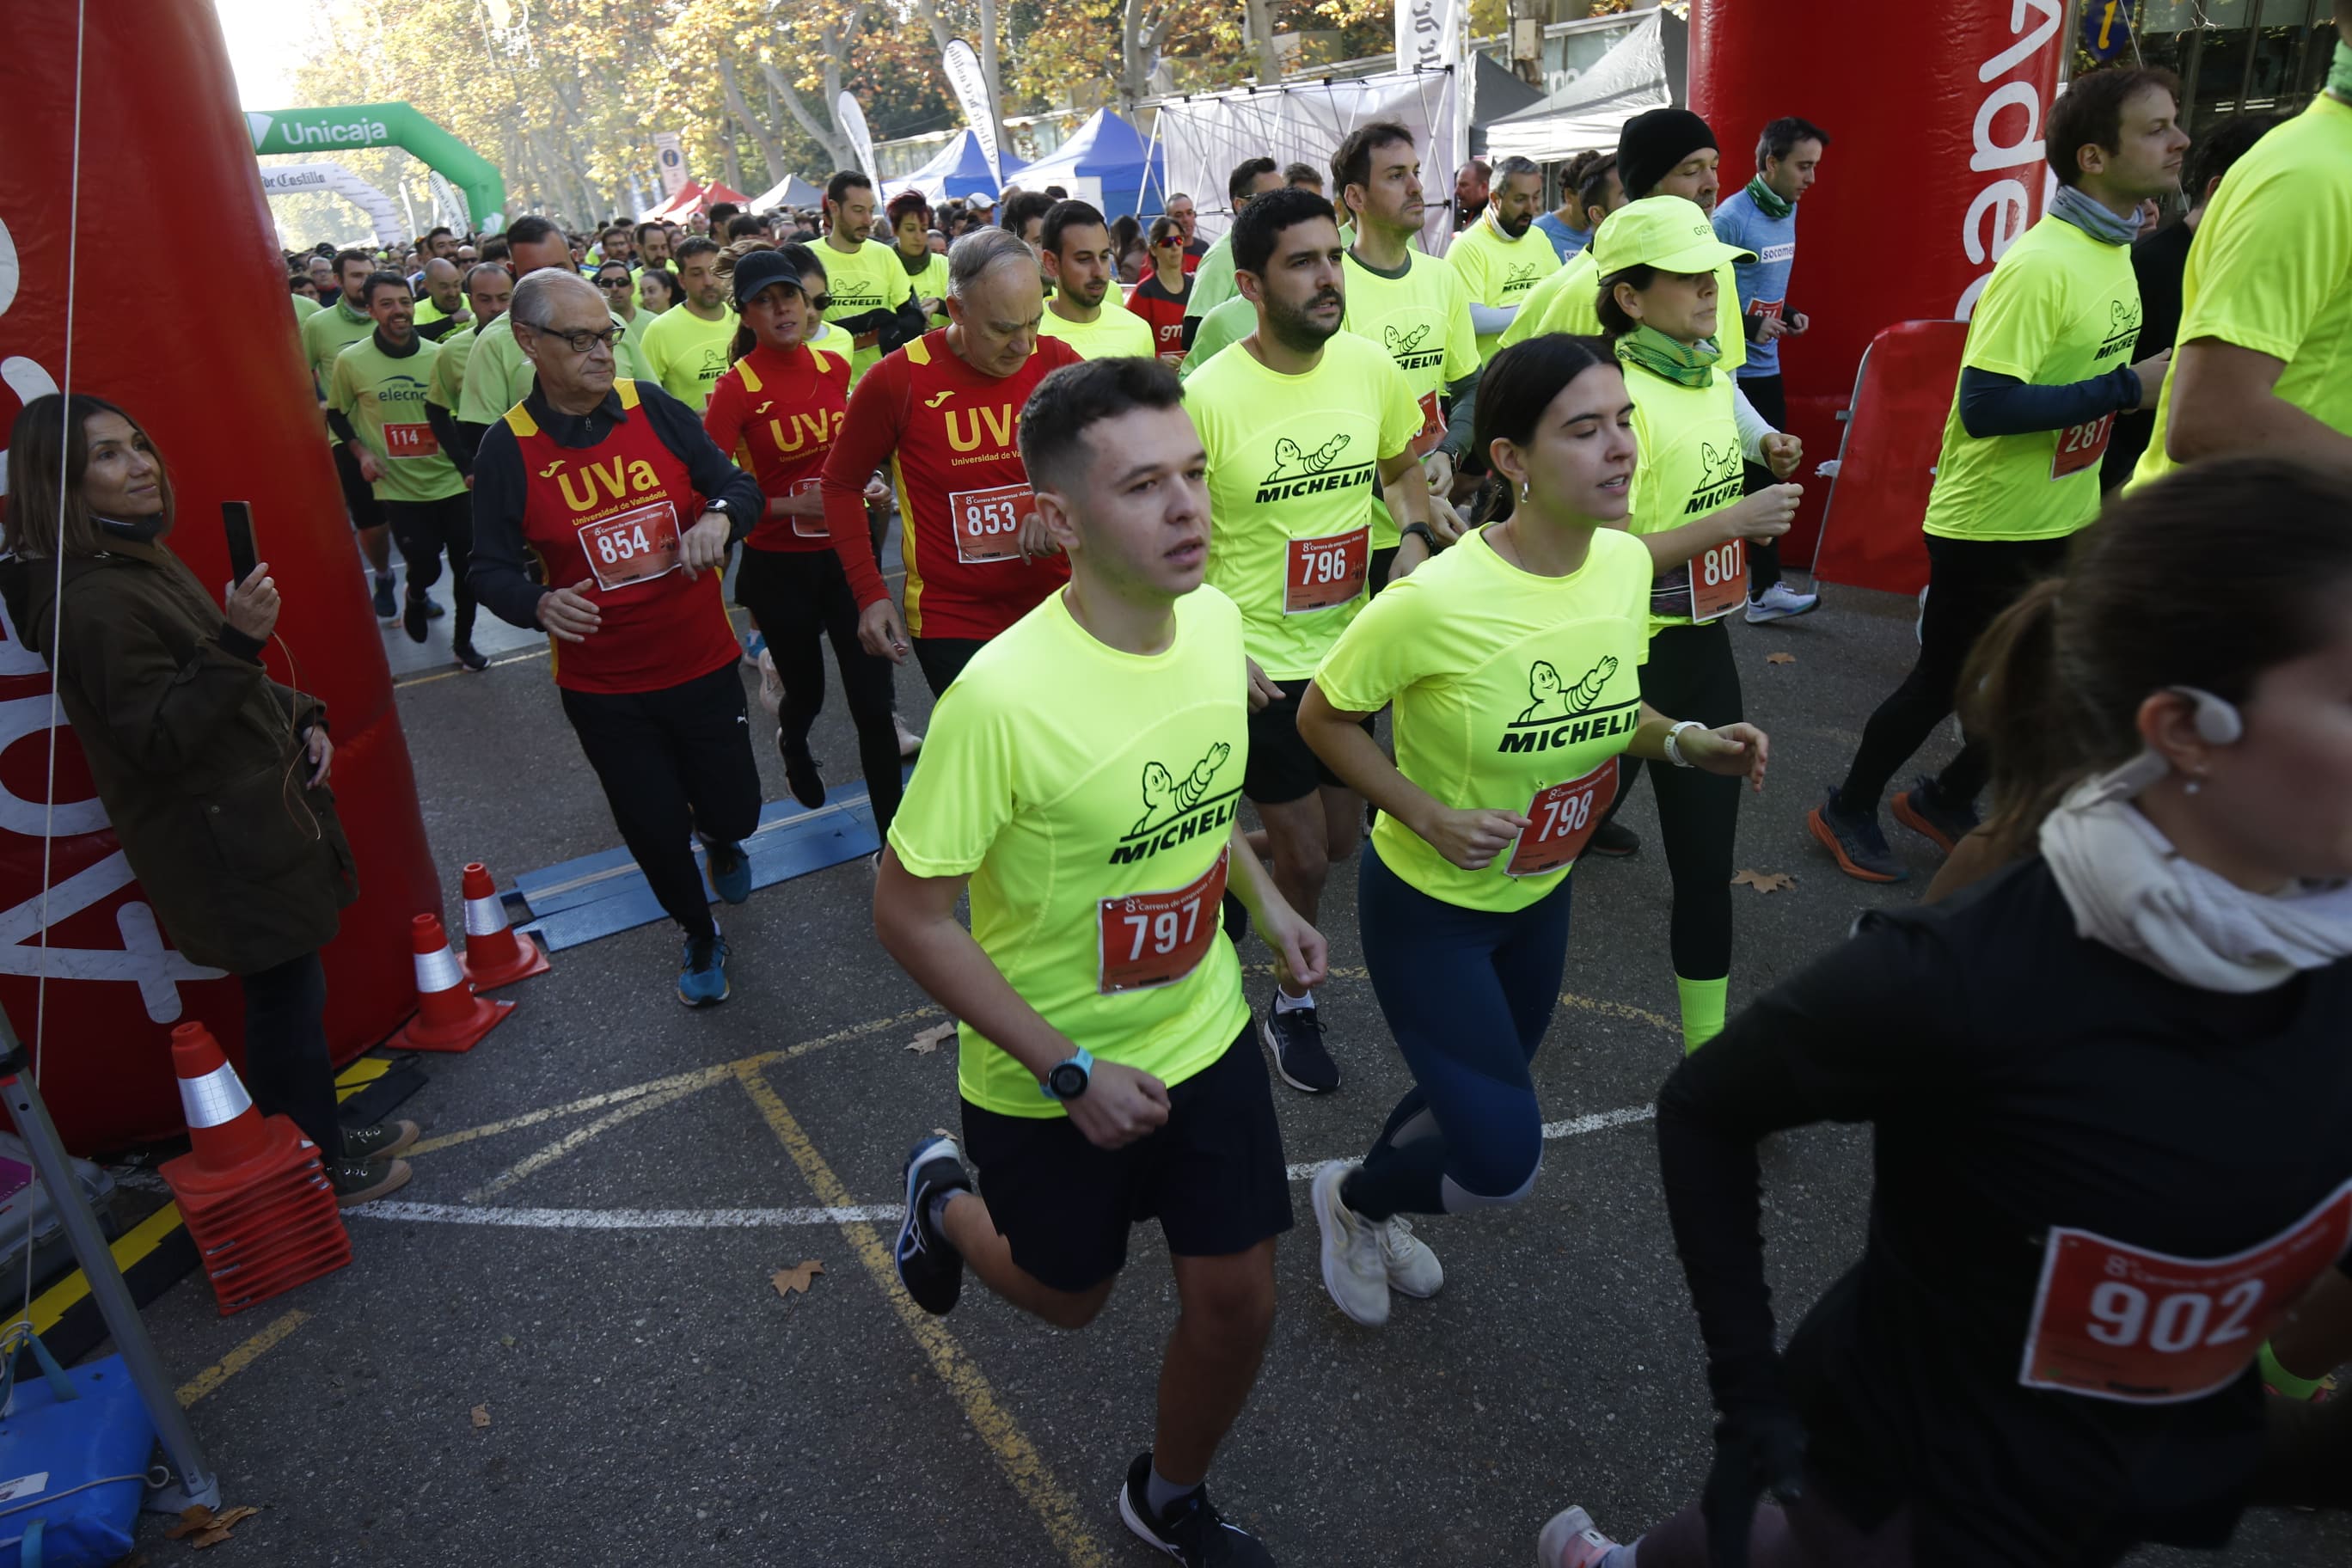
[701,249,903,834]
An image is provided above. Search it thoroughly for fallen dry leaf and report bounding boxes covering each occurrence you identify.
[1731,869,1798,893]
[1765,652,1796,665]
[905,1022,955,1056]
[168,1504,260,1547]
[772,1259,825,1297]
[471,1403,492,1429]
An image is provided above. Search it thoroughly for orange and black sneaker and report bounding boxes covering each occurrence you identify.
[1891,775,1981,855]
[1808,787,1908,884]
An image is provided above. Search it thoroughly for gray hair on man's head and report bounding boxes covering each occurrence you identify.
[1494,155,1542,183]
[510,267,603,332]
[946,227,1038,299]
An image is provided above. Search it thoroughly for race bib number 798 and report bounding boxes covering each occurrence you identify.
[2018,1180,2352,1405]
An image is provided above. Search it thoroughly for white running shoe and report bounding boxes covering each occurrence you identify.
[1311,1161,1389,1327]
[1743,581,1819,623]
[895,713,924,759]
[1380,1214,1444,1298]
[1535,1506,1621,1567]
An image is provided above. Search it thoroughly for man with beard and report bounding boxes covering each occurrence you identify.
[818,170,924,383]
[1186,189,1434,1095]
[1036,200,1155,360]
[1443,155,1563,362]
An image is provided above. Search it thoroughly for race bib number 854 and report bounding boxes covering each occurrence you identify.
[2018,1181,2352,1405]
[578,499,681,591]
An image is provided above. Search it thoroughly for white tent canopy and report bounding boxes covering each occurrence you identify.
[1483,10,1670,166]
[1151,67,1464,254]
[255,161,404,249]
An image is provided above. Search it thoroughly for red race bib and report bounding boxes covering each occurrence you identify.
[2018,1181,2352,1405]
[1688,539,1747,623]
[2051,413,2115,480]
[789,476,828,539]
[950,483,1032,564]
[1506,756,1619,878]
[1747,298,1785,325]
[1284,528,1369,615]
[1097,848,1229,995]
[1410,390,1446,458]
[578,499,681,591]
[383,421,438,457]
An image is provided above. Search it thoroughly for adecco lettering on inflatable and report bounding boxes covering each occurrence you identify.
[1688,0,2067,560]
[0,1,443,1151]
[248,103,507,233]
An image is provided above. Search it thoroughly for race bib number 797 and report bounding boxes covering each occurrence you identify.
[2018,1180,2352,1405]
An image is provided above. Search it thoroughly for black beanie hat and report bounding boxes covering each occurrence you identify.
[1617,108,1719,203]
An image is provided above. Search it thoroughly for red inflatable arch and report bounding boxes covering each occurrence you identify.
[0,1,441,1151]
[1688,0,2070,570]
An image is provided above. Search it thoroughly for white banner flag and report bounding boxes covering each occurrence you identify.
[1393,0,1462,76]
[652,130,688,198]
[836,93,879,183]
[941,39,1005,190]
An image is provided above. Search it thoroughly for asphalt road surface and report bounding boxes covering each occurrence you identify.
[122,556,2349,1567]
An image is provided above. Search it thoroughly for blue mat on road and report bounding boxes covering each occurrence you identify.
[509,769,909,952]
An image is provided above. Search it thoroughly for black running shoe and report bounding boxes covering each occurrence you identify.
[1890,775,1980,855]
[1261,996,1338,1093]
[1584,819,1639,858]
[896,1133,971,1315]
[1806,786,1908,884]
[371,573,398,624]
[401,591,430,644]
[1118,1452,1276,1565]
[779,735,827,810]
[453,640,490,672]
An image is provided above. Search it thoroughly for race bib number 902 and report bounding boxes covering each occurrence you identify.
[578,499,682,591]
[2018,1181,2352,1405]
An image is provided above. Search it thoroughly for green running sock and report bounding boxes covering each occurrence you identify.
[1676,974,1728,1055]
[2260,1340,2326,1400]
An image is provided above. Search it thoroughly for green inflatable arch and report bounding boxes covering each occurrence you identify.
[248,103,507,233]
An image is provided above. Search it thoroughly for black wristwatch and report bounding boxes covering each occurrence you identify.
[1400,522,1439,553]
[1040,1047,1094,1101]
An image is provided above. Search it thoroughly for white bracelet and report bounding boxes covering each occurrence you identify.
[1663,720,1705,769]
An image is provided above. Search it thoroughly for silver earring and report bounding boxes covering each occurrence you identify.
[1519,480,1530,504]
[2184,774,2204,796]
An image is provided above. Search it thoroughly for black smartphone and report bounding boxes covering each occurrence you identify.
[222,501,258,587]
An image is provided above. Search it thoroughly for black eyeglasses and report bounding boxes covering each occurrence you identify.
[529,325,622,355]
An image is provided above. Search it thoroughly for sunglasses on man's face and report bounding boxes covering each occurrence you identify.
[596,275,631,290]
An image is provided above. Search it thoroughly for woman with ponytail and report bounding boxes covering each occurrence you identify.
[1540,455,2352,1565]
[1588,197,1804,1054]
[1293,334,1769,1329]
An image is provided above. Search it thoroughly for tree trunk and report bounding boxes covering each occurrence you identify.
[721,126,748,200]
[761,58,853,173]
[1244,0,1282,83]
[1119,0,1173,116]
[719,57,793,194]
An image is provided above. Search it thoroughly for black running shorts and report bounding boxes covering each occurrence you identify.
[1243,683,1370,807]
[959,1024,1292,1294]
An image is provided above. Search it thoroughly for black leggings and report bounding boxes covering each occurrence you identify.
[1602,620,1742,983]
[1836,533,2071,815]
[240,950,340,1155]
[559,661,763,941]
[383,493,476,643]
[734,546,902,836]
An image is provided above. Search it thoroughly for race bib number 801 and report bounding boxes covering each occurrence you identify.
[2018,1181,2352,1405]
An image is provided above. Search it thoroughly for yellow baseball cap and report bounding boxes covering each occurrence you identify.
[1591,195,1755,276]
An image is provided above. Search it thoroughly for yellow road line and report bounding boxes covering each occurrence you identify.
[407,1007,940,1160]
[28,1202,185,1332]
[732,1061,1109,1568]
[175,1308,309,1408]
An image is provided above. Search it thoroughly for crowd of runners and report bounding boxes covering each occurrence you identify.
[212,29,2352,1563]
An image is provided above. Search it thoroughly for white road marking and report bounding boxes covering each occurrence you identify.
[352,1104,1657,1230]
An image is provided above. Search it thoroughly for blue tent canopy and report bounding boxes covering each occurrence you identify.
[1014,108,1163,219]
[885,129,1030,204]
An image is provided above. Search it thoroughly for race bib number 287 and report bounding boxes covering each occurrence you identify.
[2018,1180,2352,1405]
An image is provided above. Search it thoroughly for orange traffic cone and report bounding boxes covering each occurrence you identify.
[458,861,550,989]
[158,1021,351,1315]
[392,913,514,1052]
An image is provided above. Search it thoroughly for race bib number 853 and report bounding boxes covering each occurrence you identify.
[2018,1181,2352,1405]
[951,484,1032,564]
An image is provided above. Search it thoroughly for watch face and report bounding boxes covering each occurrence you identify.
[1048,1062,1087,1099]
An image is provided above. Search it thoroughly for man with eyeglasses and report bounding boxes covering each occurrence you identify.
[455,215,650,455]
[468,269,769,1008]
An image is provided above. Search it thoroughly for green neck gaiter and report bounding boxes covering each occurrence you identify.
[1614,323,1720,390]
[1744,175,1793,220]
[2331,38,2352,102]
